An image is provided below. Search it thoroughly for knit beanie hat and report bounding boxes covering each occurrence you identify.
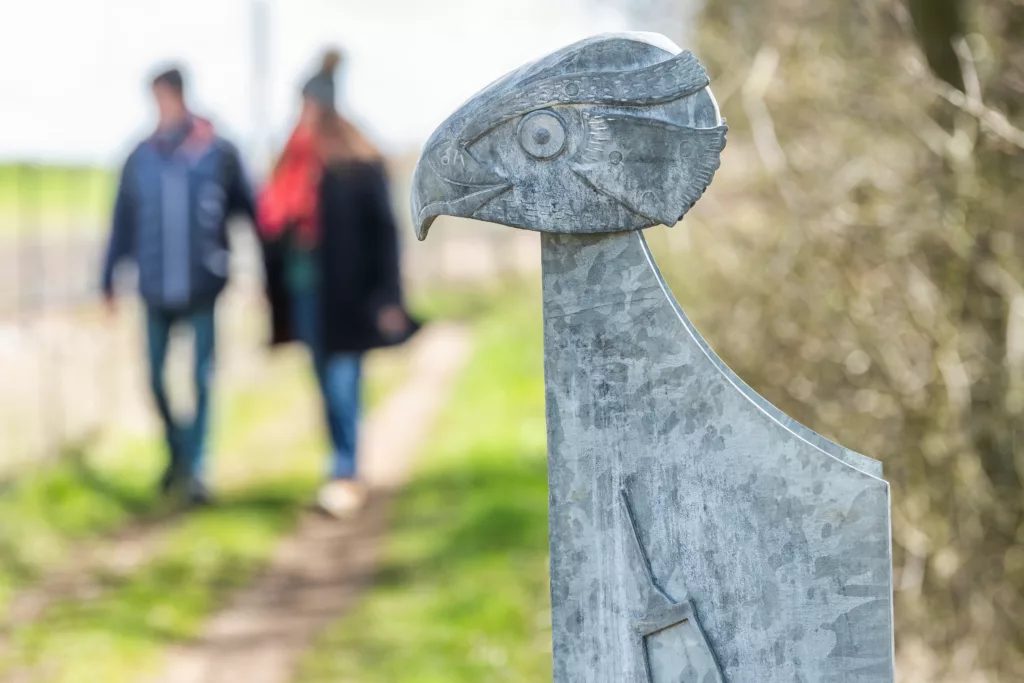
[302,50,343,111]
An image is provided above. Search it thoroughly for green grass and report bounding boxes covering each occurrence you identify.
[0,352,318,609]
[0,283,544,682]
[0,337,408,681]
[2,477,314,683]
[0,438,166,613]
[0,165,114,239]
[408,283,529,324]
[0,359,319,603]
[297,285,553,683]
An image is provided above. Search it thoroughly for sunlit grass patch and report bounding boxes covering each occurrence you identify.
[0,289,445,681]
[0,165,114,241]
[298,283,553,683]
[3,477,310,683]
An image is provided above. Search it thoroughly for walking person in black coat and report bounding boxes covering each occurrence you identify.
[257,50,417,517]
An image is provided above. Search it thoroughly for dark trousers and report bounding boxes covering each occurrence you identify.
[145,303,216,481]
[290,290,362,479]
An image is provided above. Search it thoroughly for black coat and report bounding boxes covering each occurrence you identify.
[262,160,419,354]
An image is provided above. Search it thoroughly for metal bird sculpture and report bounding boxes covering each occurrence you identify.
[411,32,895,682]
[411,32,726,237]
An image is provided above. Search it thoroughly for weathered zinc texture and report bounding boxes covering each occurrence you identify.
[410,30,894,682]
[411,32,726,239]
[543,230,893,681]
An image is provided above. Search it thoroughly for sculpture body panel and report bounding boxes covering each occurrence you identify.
[542,232,893,681]
[410,30,896,682]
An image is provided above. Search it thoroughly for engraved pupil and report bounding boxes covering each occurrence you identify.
[519,111,566,160]
[609,151,623,165]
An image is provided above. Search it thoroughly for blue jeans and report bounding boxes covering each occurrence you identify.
[145,303,216,481]
[291,291,362,479]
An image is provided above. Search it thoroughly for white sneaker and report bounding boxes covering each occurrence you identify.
[317,480,367,518]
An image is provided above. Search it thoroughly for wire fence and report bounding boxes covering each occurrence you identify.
[0,164,111,317]
[0,163,112,478]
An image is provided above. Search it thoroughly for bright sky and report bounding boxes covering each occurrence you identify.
[0,0,633,168]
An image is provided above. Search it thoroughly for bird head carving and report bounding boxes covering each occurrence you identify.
[410,32,727,240]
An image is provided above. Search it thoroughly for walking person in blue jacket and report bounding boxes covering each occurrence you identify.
[101,67,256,504]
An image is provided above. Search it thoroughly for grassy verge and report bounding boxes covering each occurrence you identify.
[0,165,113,239]
[2,477,314,683]
[297,284,553,683]
[0,280,543,682]
[0,438,166,614]
[0,335,406,681]
[0,350,317,607]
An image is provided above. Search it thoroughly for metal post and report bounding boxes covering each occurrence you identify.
[250,0,272,181]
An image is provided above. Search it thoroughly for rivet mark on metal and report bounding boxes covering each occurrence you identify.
[620,487,726,683]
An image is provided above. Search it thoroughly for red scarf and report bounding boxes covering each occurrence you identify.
[257,125,322,245]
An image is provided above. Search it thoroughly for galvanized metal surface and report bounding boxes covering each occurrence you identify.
[411,32,726,240]
[411,30,895,682]
[542,231,893,681]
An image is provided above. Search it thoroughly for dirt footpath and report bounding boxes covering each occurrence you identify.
[154,322,472,683]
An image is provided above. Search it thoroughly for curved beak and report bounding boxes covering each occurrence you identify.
[409,135,510,241]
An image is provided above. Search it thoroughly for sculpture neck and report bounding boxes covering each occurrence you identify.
[540,231,658,318]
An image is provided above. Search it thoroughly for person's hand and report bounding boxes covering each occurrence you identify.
[377,305,409,340]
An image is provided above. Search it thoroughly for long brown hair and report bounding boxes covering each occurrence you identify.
[316,111,381,165]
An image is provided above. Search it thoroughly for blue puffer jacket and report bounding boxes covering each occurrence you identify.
[102,116,255,310]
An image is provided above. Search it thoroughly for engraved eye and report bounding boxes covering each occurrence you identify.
[518,110,566,160]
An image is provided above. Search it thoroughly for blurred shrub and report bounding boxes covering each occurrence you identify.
[634,0,1023,679]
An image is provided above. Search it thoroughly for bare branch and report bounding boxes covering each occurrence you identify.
[741,46,788,174]
[930,82,1024,149]
[928,43,1024,151]
[740,46,804,210]
[953,37,983,107]
[893,15,1024,150]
